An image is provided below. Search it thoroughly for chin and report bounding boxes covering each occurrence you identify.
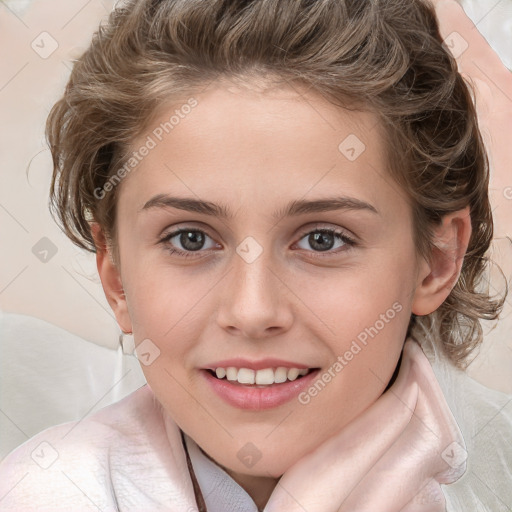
[208,442,303,480]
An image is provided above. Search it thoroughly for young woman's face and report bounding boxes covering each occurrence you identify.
[114,80,427,478]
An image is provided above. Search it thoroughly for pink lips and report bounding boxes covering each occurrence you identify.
[201,366,320,410]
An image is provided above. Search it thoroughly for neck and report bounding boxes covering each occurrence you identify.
[223,468,279,511]
[199,446,279,510]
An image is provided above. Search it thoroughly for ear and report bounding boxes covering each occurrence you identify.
[90,223,133,333]
[412,206,472,316]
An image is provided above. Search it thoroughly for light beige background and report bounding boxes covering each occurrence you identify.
[0,0,511,391]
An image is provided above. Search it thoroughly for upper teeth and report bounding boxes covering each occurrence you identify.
[214,367,309,385]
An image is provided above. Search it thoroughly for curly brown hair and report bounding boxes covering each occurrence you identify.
[46,0,506,368]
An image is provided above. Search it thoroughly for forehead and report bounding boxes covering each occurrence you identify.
[163,80,380,159]
[118,80,408,222]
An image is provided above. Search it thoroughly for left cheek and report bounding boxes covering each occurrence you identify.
[303,271,405,333]
[303,268,408,380]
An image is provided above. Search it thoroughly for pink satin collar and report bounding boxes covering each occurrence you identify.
[261,338,466,511]
[168,338,467,511]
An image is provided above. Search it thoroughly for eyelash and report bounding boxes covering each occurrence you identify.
[159,226,357,259]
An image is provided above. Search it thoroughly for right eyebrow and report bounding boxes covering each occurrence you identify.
[141,194,233,218]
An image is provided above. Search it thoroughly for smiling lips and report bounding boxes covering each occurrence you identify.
[202,358,320,409]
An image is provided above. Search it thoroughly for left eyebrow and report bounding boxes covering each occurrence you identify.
[140,194,379,219]
[273,196,379,219]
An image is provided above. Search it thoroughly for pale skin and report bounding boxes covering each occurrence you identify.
[92,80,471,509]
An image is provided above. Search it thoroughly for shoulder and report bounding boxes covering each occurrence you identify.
[0,385,162,511]
[430,356,512,511]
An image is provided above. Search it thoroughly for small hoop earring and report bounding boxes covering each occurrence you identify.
[119,331,136,355]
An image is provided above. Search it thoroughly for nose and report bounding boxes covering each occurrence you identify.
[216,249,294,339]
